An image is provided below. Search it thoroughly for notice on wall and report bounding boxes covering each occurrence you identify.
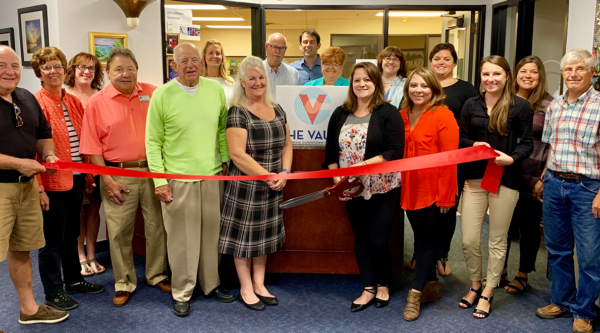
[165,9,192,34]
[276,86,348,148]
[179,24,201,41]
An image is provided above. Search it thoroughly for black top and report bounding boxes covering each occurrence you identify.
[322,103,404,169]
[443,79,479,123]
[459,95,534,190]
[0,87,52,180]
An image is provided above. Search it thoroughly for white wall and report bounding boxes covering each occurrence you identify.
[565,0,596,52]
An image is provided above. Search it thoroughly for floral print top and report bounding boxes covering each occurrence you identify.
[338,114,401,200]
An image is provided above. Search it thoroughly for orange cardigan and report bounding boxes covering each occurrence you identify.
[35,88,93,192]
[400,106,459,211]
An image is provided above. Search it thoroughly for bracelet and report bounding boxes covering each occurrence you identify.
[281,168,291,174]
[43,154,55,162]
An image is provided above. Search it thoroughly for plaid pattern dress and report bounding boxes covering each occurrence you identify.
[219,105,287,258]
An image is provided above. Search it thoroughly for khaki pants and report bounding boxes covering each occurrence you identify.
[162,180,221,302]
[101,168,168,292]
[461,179,519,287]
[0,179,45,262]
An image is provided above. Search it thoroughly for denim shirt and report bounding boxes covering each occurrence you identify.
[290,55,323,84]
[386,76,406,109]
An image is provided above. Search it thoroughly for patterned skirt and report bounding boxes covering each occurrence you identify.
[218,179,285,258]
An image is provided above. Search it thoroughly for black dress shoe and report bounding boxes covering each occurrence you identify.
[236,294,265,311]
[173,300,190,317]
[208,287,235,303]
[375,285,389,308]
[351,288,375,312]
[256,294,278,306]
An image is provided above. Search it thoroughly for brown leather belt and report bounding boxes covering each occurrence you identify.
[554,171,586,180]
[105,160,148,168]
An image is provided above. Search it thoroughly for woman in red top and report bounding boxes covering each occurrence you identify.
[31,47,104,312]
[399,67,458,321]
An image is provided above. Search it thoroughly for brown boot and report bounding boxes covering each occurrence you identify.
[421,281,441,303]
[573,318,593,333]
[403,290,422,321]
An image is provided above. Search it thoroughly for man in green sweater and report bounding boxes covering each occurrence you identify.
[145,42,234,317]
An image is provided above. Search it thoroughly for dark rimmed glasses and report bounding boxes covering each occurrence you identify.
[13,103,23,128]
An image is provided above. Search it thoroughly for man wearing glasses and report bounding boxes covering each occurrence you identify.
[290,30,322,84]
[80,47,170,308]
[263,33,301,98]
[535,49,600,333]
[0,45,68,324]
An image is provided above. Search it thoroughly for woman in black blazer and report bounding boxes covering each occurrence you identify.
[322,62,404,312]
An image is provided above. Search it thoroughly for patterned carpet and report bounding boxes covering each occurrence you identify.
[0,217,595,332]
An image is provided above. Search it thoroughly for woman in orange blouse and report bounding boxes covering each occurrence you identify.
[400,67,458,321]
[31,47,104,311]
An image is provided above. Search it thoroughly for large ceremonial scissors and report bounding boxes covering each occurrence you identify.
[279,176,364,209]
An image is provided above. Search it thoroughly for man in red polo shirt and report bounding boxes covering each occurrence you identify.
[80,48,170,307]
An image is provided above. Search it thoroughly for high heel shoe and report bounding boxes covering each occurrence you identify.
[459,286,482,309]
[473,295,494,319]
[351,288,375,312]
[375,284,389,308]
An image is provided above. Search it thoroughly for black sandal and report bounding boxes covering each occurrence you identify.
[437,257,451,277]
[459,287,482,309]
[473,295,494,319]
[375,284,389,308]
[505,276,529,294]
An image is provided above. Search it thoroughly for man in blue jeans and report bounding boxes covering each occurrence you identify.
[535,48,600,333]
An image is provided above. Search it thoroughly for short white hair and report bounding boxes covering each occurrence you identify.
[561,49,595,70]
[173,42,201,63]
[267,33,286,44]
[231,56,276,107]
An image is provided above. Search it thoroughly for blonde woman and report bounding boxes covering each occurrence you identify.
[202,39,235,107]
[458,55,533,319]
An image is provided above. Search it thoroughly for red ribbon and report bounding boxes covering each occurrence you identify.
[42,146,502,191]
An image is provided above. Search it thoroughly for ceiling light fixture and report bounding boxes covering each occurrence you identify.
[164,5,226,10]
[376,11,449,17]
[205,25,252,29]
[192,17,244,21]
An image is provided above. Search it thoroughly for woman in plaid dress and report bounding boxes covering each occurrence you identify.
[219,56,293,311]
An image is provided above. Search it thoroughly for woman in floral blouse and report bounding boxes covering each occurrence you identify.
[322,62,404,312]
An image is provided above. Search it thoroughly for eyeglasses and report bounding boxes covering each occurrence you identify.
[323,63,341,68]
[13,103,23,128]
[562,67,590,75]
[76,65,96,72]
[39,64,64,73]
[268,44,287,52]
[384,56,400,63]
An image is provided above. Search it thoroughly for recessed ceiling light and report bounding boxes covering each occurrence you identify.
[193,17,244,21]
[205,25,252,29]
[376,11,449,17]
[164,5,226,10]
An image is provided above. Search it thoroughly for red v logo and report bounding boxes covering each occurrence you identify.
[299,94,327,124]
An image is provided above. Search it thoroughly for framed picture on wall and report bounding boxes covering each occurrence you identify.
[166,34,178,55]
[17,5,49,66]
[167,57,178,81]
[403,49,426,74]
[88,32,128,67]
[0,28,15,50]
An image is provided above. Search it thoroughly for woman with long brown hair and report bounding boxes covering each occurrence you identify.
[458,55,533,319]
[399,67,458,321]
[202,39,235,107]
[501,56,553,294]
[323,62,404,312]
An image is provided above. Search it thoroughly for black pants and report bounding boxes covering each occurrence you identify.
[413,168,465,259]
[503,195,542,273]
[407,203,444,291]
[345,187,401,288]
[38,175,85,295]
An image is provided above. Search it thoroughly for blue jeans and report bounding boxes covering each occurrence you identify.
[543,170,600,320]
